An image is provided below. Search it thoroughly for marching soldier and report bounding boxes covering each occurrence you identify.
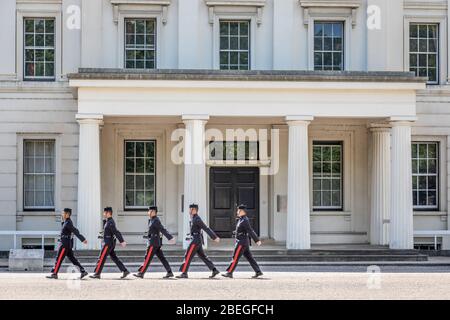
[46,208,88,279]
[222,204,263,279]
[177,204,220,279]
[90,207,130,279]
[134,206,176,279]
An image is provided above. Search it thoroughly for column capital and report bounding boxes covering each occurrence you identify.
[76,113,104,125]
[285,115,314,124]
[368,123,391,132]
[182,114,210,122]
[389,116,417,124]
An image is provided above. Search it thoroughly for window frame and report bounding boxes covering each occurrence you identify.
[23,139,56,210]
[123,17,157,70]
[23,17,56,81]
[312,141,344,211]
[16,134,62,214]
[212,14,257,70]
[218,20,251,71]
[117,13,162,69]
[307,16,351,71]
[123,139,157,211]
[16,8,61,82]
[404,17,447,86]
[411,140,441,211]
[313,21,345,71]
[408,23,440,85]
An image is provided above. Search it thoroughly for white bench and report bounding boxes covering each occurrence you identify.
[0,231,59,250]
[414,230,450,250]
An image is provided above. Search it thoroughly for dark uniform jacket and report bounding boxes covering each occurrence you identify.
[234,216,259,247]
[190,214,217,245]
[102,217,124,245]
[60,218,85,248]
[147,216,173,247]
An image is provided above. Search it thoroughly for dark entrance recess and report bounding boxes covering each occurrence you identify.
[209,167,259,238]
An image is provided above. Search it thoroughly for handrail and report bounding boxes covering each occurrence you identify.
[0,231,59,250]
[414,230,450,250]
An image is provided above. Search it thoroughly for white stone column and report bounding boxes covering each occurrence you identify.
[182,115,209,249]
[369,126,391,246]
[76,114,103,250]
[389,121,414,249]
[286,116,313,250]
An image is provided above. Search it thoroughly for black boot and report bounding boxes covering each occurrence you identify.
[163,271,174,279]
[89,273,101,279]
[209,269,220,279]
[80,271,88,279]
[176,273,188,279]
[120,270,130,279]
[222,272,233,279]
[252,271,263,279]
[133,272,144,279]
[46,274,58,279]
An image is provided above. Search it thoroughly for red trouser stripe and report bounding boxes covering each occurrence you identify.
[141,246,154,272]
[95,245,108,274]
[228,245,243,273]
[182,244,196,273]
[54,247,66,274]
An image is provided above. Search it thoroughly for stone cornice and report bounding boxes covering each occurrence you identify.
[298,0,361,8]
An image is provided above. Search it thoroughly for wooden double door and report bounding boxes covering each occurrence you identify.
[209,167,259,238]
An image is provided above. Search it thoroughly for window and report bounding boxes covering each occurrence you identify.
[409,23,439,84]
[313,142,343,210]
[125,18,156,69]
[124,141,156,209]
[23,140,55,210]
[412,142,439,209]
[314,22,344,71]
[24,18,55,80]
[219,21,250,70]
[209,141,259,161]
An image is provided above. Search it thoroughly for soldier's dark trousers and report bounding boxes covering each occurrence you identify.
[51,245,85,275]
[226,244,261,273]
[138,245,172,274]
[94,242,127,275]
[179,242,215,273]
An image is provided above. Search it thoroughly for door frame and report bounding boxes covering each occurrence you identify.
[208,166,260,238]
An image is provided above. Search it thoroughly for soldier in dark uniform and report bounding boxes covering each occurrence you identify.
[46,208,88,279]
[176,204,221,279]
[90,207,130,279]
[222,204,263,279]
[133,206,176,279]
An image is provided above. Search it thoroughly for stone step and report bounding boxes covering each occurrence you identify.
[48,254,428,262]
[42,249,425,258]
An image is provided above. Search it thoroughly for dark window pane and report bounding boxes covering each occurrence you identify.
[314,23,323,36]
[332,23,343,37]
[220,22,228,36]
[240,37,248,50]
[45,19,54,33]
[25,19,34,32]
[230,37,238,50]
[240,22,248,36]
[324,37,332,50]
[45,63,54,77]
[323,23,332,37]
[230,23,238,35]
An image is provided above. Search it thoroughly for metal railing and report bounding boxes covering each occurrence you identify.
[414,230,450,250]
[0,231,59,250]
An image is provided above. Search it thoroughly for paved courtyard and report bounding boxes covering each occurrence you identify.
[1,266,450,300]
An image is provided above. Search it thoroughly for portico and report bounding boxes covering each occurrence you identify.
[69,69,425,250]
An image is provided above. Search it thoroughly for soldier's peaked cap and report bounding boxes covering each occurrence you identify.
[189,204,199,209]
[149,206,158,212]
[237,204,247,210]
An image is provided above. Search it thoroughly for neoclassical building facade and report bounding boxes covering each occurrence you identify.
[0,0,449,251]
